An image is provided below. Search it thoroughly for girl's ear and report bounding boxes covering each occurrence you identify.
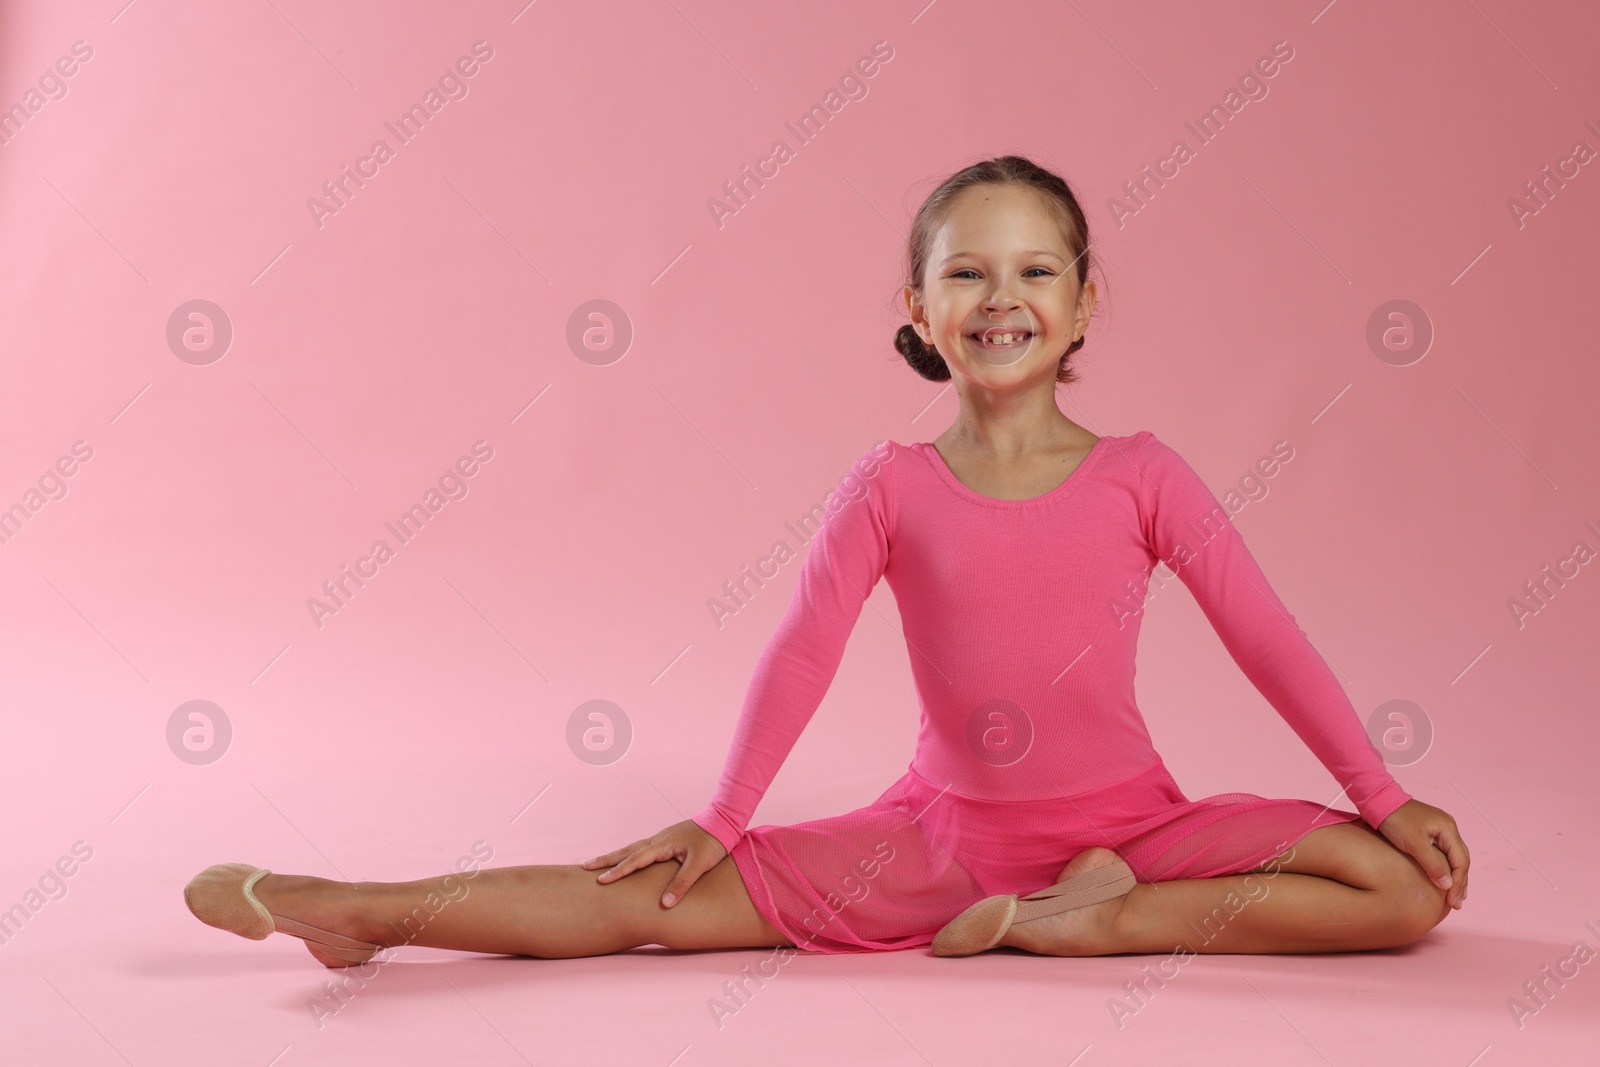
[902,285,929,342]
[1072,280,1097,339]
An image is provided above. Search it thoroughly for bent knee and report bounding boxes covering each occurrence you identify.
[1373,854,1450,944]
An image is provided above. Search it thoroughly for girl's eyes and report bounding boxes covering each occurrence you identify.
[948,268,1054,279]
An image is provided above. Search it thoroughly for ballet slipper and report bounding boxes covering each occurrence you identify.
[183,863,383,967]
[931,858,1136,957]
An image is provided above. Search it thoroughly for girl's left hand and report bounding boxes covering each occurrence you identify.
[1376,799,1470,909]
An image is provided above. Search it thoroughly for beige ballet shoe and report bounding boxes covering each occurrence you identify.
[183,863,383,967]
[932,858,1136,957]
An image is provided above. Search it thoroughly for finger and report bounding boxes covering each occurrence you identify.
[596,845,664,883]
[595,852,641,882]
[1416,831,1464,908]
[1434,826,1470,907]
[1423,828,1463,908]
[1402,832,1455,895]
[661,852,713,908]
[583,839,647,870]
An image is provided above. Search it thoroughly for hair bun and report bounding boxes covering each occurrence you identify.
[894,324,951,382]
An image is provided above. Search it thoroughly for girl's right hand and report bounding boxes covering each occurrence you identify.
[581,819,729,908]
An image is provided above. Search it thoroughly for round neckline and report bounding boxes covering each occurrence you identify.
[917,435,1112,508]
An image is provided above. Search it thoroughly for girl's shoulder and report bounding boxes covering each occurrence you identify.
[824,439,900,512]
[1068,431,1200,506]
[1099,429,1180,468]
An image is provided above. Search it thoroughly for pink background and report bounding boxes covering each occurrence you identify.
[3,0,1597,1063]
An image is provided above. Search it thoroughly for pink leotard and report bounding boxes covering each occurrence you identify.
[690,430,1411,953]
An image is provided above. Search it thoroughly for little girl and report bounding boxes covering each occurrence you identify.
[185,155,1470,966]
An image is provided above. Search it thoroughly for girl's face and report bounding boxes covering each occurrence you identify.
[904,183,1095,388]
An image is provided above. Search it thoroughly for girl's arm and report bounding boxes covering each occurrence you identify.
[691,446,896,853]
[1134,432,1412,828]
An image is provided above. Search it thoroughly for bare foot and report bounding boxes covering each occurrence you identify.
[251,874,391,968]
[998,847,1133,957]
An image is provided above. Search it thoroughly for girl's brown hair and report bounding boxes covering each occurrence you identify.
[893,155,1098,385]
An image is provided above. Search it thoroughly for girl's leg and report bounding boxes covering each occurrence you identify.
[252,854,794,965]
[1003,821,1450,956]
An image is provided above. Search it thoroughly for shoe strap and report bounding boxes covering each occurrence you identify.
[271,913,381,954]
[1013,864,1136,924]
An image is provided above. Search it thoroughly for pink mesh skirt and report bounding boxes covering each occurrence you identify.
[727,758,1362,953]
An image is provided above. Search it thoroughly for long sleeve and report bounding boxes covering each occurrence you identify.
[1135,433,1412,829]
[691,446,896,853]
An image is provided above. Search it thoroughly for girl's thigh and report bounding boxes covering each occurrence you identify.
[1251,821,1447,927]
[608,853,794,951]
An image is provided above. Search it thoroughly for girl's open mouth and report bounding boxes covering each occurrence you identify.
[971,327,1032,350]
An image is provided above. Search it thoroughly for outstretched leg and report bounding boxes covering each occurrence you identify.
[252,854,794,966]
[1001,821,1450,956]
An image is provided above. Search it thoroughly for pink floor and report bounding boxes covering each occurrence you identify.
[4,0,1600,1063]
[5,660,1598,1065]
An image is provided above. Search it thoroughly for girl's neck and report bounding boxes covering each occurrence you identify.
[936,409,1094,461]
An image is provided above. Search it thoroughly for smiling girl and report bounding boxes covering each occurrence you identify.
[185,155,1469,965]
